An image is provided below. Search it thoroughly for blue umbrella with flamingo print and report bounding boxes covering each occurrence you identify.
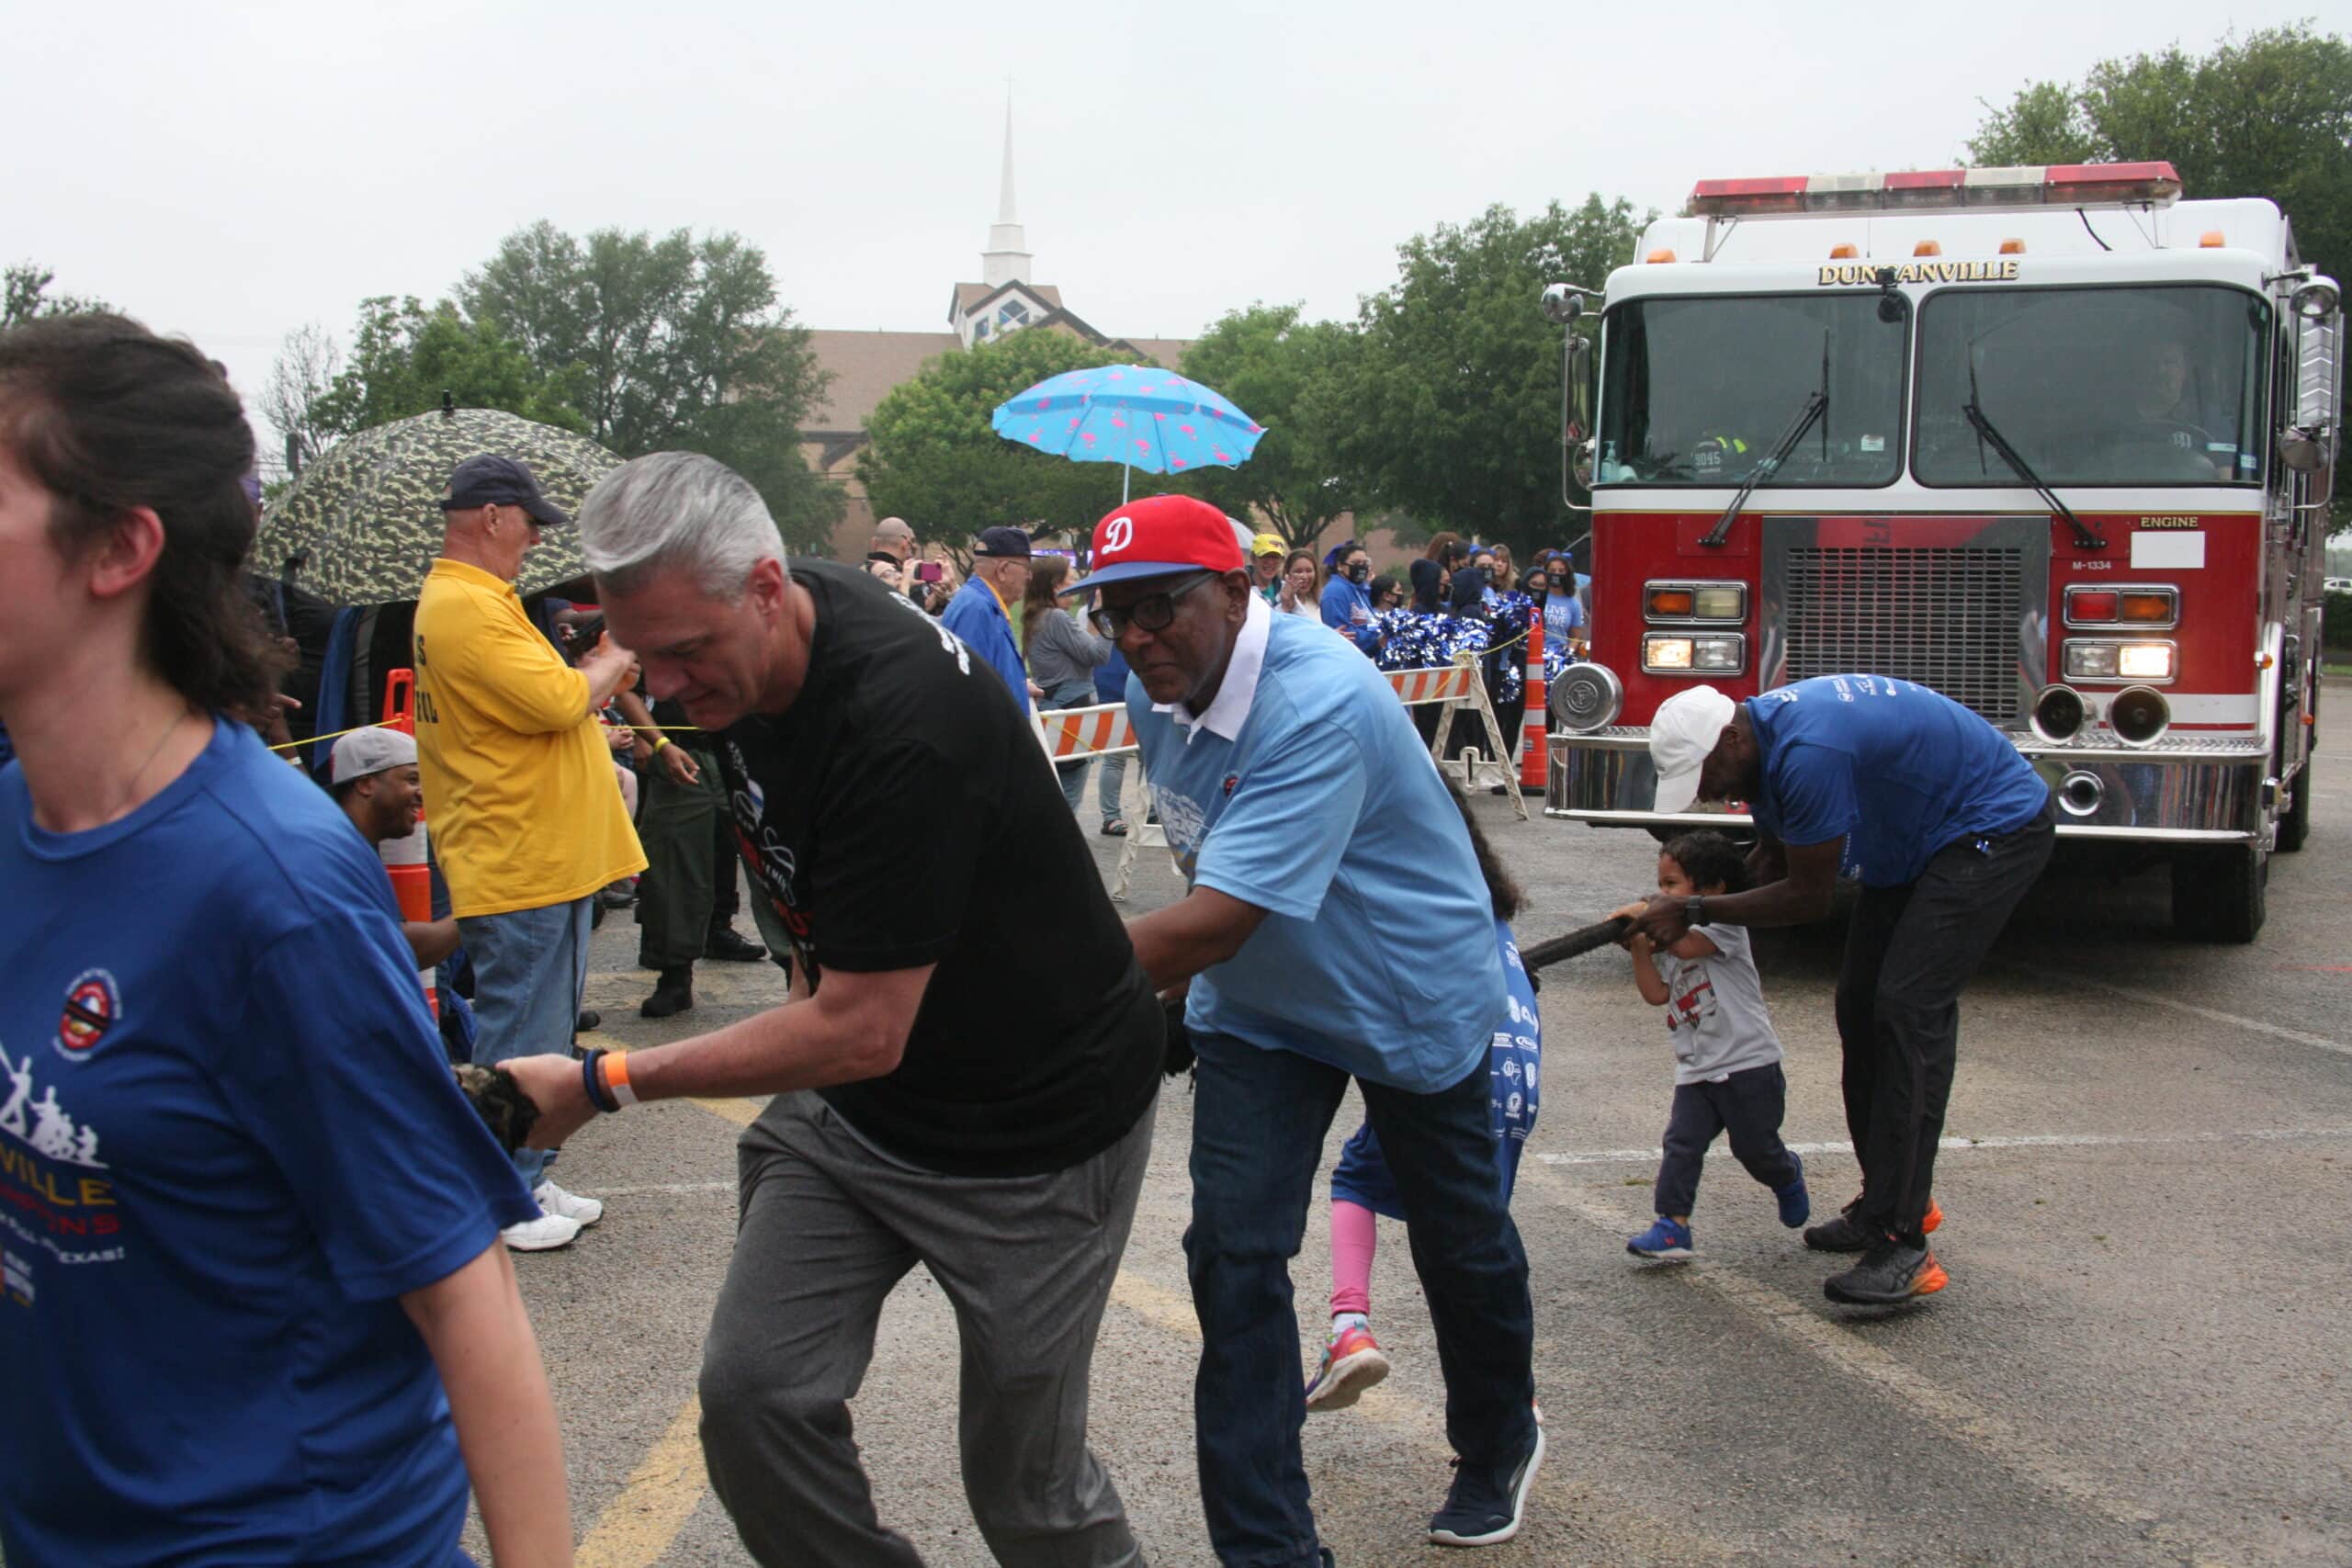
[990,364,1265,502]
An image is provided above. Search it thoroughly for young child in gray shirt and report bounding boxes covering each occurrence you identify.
[1612,831,1809,1260]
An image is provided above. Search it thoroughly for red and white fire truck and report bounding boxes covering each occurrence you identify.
[1541,162,2342,941]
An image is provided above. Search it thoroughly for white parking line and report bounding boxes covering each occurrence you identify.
[1536,1124,2352,1169]
[1521,1165,2234,1568]
[1996,959,2352,1059]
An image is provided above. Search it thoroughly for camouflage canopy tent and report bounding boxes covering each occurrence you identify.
[254,405,620,604]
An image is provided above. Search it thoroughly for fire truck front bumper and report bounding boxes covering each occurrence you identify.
[1544,728,2270,843]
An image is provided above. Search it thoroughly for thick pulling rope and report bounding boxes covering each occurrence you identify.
[1519,916,1636,972]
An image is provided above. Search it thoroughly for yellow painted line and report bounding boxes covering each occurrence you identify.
[573,1393,707,1568]
[583,1092,1724,1564]
[1521,1163,2234,1568]
[1106,1258,1726,1562]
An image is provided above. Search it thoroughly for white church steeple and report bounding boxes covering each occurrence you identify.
[980,98,1033,288]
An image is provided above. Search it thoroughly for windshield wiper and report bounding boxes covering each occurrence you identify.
[1962,358,2105,550]
[1700,383,1826,547]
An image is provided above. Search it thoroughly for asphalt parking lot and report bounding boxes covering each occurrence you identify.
[497,712,2352,1567]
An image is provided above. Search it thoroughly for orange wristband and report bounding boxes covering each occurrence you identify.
[599,1051,639,1108]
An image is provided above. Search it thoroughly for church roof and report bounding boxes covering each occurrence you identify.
[803,328,963,431]
[951,279,1065,321]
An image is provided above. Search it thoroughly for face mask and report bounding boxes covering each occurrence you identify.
[1348,562,1370,584]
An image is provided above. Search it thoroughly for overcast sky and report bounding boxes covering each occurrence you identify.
[6,0,2321,444]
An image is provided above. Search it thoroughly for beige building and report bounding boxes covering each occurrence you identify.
[802,112,1192,559]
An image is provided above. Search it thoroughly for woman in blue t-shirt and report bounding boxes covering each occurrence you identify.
[0,314,570,1566]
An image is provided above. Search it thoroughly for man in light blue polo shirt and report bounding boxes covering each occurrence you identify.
[1074,494,1541,1562]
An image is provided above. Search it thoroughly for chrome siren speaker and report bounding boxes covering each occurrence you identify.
[2107,686,2171,747]
[2030,685,2086,743]
[1549,663,1623,733]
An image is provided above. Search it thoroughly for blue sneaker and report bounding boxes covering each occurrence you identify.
[1775,1154,1810,1229]
[1626,1216,1694,1259]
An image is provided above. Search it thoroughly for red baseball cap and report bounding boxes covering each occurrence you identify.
[1066,494,1245,593]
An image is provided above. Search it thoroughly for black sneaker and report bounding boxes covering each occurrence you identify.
[1803,1201,1878,1253]
[703,925,766,963]
[1428,1424,1544,1547]
[575,1010,602,1033]
[1824,1238,1949,1306]
[640,966,695,1019]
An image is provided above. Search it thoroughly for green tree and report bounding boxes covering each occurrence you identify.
[1179,304,1363,548]
[310,297,586,438]
[3,262,110,329]
[1342,195,1649,557]
[859,329,1190,546]
[460,222,842,549]
[1967,24,2352,280]
[1969,24,2352,532]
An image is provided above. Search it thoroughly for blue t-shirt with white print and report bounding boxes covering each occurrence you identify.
[0,717,535,1566]
[1126,601,1503,1092]
[1745,674,2048,887]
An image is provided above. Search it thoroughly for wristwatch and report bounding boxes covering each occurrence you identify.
[1685,896,1707,930]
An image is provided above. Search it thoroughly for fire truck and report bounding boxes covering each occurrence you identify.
[1539,162,2342,942]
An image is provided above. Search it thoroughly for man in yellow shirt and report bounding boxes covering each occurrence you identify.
[413,455,645,1251]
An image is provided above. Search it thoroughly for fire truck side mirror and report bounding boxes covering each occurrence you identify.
[1563,334,1596,503]
[2281,284,2340,478]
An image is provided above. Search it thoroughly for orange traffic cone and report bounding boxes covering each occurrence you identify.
[381,820,439,1020]
[1520,619,1548,795]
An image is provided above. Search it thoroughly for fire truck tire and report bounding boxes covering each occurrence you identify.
[2171,842,2267,943]
[2275,682,2312,854]
[2276,762,2312,853]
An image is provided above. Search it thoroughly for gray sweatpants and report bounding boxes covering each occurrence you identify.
[699,1089,1156,1568]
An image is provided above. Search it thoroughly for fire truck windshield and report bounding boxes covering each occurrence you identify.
[1595,293,1905,487]
[1917,285,2267,488]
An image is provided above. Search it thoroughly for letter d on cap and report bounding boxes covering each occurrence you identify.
[1102,515,1134,554]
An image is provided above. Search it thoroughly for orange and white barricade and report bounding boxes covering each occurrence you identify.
[1385,655,1527,820]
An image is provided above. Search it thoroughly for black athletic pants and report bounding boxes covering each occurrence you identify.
[1836,803,2055,1245]
[1654,1062,1800,1219]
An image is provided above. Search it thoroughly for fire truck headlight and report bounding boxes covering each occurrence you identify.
[2063,639,2176,683]
[1644,633,1746,675]
[2064,641,2120,680]
[1644,636,1695,671]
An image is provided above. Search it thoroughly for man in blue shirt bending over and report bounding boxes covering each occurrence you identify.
[1080,495,1540,1563]
[940,525,1035,713]
[1632,677,2054,1307]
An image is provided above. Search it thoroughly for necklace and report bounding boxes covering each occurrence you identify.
[107,708,191,821]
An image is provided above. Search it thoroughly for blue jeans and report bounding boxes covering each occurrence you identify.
[457,897,593,1190]
[1095,752,1129,825]
[1186,1031,1536,1566]
[1041,678,1099,814]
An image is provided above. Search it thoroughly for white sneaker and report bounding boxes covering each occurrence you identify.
[534,1179,604,1227]
[502,1211,582,1252]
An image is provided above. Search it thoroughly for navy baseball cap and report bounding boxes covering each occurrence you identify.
[439,454,570,526]
[971,525,1033,558]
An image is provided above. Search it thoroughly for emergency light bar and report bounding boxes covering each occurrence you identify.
[1690,163,2182,218]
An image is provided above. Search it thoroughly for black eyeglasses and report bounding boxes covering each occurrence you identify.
[1091,571,1217,638]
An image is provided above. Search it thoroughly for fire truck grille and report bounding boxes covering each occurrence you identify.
[1781,547,2026,722]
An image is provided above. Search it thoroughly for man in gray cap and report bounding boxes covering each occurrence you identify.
[327,725,458,969]
[413,454,646,1251]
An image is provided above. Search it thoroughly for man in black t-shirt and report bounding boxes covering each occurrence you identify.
[509,452,1161,1568]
